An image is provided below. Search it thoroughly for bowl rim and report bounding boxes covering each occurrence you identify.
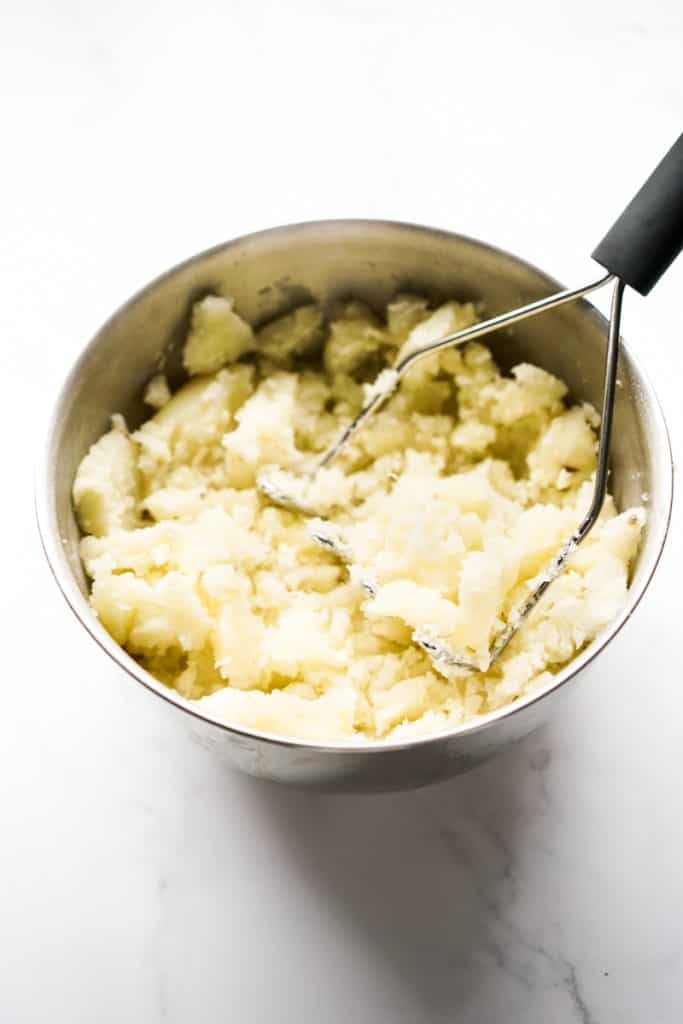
[35,218,675,754]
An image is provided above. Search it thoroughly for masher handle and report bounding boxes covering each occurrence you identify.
[592,132,683,295]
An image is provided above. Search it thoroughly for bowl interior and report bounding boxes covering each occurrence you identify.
[42,220,672,734]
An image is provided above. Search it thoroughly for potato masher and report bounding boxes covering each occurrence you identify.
[259,133,683,674]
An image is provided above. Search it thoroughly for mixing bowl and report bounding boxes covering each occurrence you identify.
[36,220,673,790]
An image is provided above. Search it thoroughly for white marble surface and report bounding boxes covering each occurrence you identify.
[2,1,682,1020]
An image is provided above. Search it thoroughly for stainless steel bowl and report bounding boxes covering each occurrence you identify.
[36,220,673,791]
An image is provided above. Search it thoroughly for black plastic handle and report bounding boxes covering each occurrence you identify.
[592,132,683,295]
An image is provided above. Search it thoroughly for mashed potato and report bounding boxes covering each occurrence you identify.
[73,293,644,742]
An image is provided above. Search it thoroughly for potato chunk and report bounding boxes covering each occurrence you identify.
[183,296,254,375]
[73,426,139,537]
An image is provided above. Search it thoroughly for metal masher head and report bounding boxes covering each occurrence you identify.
[258,130,683,674]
